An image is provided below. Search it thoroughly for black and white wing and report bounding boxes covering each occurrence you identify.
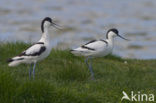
[19,42,46,57]
[7,42,46,66]
[71,39,108,56]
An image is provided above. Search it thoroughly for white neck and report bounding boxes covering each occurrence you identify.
[106,36,114,48]
[39,27,50,42]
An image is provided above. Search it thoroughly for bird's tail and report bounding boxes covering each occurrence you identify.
[7,56,24,67]
[70,49,83,56]
[70,49,75,53]
[70,49,78,54]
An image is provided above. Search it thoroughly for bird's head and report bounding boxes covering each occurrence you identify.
[41,17,60,33]
[106,28,129,40]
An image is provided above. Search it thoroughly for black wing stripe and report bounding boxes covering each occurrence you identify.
[100,39,108,46]
[30,46,46,56]
[84,40,97,45]
[35,42,44,44]
[7,58,24,63]
[18,46,46,57]
[18,42,45,57]
[81,45,95,51]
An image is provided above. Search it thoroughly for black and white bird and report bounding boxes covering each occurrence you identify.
[71,28,129,80]
[7,17,60,79]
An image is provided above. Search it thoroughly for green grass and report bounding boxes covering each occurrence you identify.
[0,43,156,103]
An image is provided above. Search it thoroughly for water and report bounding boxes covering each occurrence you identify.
[0,0,156,59]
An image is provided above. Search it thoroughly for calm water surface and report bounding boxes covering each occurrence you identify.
[0,0,156,59]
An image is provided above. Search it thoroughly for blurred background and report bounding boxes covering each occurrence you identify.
[0,0,156,59]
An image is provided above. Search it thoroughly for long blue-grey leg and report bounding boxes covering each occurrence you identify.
[85,57,94,80]
[85,58,89,67]
[29,63,33,80]
[88,58,94,80]
[32,62,37,80]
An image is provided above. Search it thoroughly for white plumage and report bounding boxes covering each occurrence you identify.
[7,17,60,79]
[71,28,129,80]
[71,40,111,57]
[8,42,50,66]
